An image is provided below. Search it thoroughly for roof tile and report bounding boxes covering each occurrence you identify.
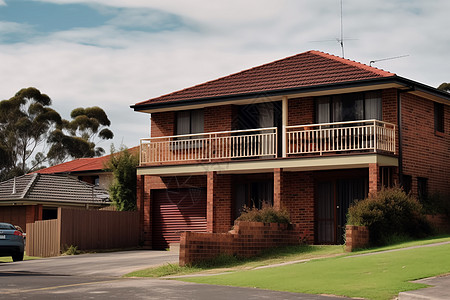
[134,50,395,107]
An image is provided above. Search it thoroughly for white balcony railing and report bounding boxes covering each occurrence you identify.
[286,120,396,155]
[140,127,277,164]
[139,120,396,165]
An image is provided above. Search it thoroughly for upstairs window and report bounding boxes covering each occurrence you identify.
[434,102,444,133]
[176,109,204,135]
[316,91,382,123]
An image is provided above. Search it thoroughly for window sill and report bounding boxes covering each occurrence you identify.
[434,130,445,138]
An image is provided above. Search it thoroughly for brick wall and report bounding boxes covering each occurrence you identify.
[179,221,305,266]
[280,171,315,243]
[288,97,314,125]
[401,93,450,197]
[345,225,369,252]
[151,111,174,137]
[207,172,233,233]
[204,105,236,132]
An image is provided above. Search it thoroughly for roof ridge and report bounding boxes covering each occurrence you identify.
[309,50,396,77]
[21,173,39,198]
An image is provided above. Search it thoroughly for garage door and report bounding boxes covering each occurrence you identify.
[152,188,207,249]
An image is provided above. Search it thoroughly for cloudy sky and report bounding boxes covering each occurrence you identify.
[0,0,449,152]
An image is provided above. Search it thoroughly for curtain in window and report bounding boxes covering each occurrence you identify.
[177,111,190,135]
[258,103,274,128]
[333,96,343,122]
[365,91,382,120]
[190,109,204,133]
[317,97,330,123]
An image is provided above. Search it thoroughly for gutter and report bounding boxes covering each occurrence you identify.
[131,75,450,112]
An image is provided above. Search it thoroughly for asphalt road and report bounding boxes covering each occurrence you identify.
[0,250,347,300]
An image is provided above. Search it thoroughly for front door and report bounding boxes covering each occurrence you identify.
[316,177,368,244]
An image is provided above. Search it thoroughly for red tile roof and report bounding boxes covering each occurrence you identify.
[134,50,395,107]
[33,146,139,174]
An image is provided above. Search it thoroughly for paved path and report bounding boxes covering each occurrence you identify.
[398,274,450,300]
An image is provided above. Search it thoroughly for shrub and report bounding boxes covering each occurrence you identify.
[236,205,291,224]
[347,187,432,246]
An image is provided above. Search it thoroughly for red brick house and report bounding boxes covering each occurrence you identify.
[131,50,450,249]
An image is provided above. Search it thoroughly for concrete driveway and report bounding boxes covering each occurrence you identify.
[0,250,348,299]
[0,250,179,277]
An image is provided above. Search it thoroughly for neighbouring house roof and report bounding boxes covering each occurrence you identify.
[132,50,396,108]
[34,146,139,175]
[0,174,110,205]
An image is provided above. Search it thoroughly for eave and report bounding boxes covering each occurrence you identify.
[131,76,450,114]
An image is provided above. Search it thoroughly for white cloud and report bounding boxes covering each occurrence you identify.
[2,0,450,151]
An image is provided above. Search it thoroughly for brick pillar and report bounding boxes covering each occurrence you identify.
[369,163,381,195]
[142,176,152,248]
[274,168,283,210]
[136,175,145,245]
[207,171,216,233]
[207,172,232,233]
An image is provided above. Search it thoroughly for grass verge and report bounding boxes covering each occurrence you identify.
[124,244,344,278]
[179,238,450,300]
[0,252,41,263]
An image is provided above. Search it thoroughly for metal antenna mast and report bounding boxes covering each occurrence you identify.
[340,0,344,58]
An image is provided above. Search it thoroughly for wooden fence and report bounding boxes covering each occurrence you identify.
[26,208,139,257]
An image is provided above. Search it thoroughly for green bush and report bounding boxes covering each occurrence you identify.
[236,205,291,224]
[347,187,432,246]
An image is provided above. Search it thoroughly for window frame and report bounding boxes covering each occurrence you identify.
[417,177,428,202]
[175,109,204,136]
[315,91,382,124]
[434,102,444,133]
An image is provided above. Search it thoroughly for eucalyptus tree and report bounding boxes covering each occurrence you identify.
[0,87,62,179]
[0,87,114,180]
[47,106,114,164]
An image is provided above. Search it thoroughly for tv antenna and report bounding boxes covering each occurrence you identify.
[369,55,410,66]
[309,0,355,58]
[339,0,344,58]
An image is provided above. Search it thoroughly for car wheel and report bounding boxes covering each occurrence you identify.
[12,251,24,262]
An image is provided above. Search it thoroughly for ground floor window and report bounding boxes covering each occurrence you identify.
[417,177,428,201]
[402,174,412,194]
[234,181,274,218]
[42,207,58,220]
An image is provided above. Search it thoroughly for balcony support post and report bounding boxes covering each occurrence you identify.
[282,96,288,158]
[369,163,381,195]
[273,168,284,210]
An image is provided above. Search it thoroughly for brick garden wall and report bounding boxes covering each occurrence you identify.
[345,225,369,252]
[179,221,305,266]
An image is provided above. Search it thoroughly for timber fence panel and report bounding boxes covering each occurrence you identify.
[26,219,60,257]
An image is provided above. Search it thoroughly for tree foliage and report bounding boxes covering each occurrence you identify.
[0,87,62,180]
[437,82,450,92]
[0,87,114,180]
[106,146,138,211]
[47,106,114,164]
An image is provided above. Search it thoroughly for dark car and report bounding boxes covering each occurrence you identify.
[0,222,24,262]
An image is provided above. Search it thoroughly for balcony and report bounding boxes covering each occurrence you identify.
[139,120,396,165]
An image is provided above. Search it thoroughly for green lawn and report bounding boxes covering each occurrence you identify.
[179,242,450,300]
